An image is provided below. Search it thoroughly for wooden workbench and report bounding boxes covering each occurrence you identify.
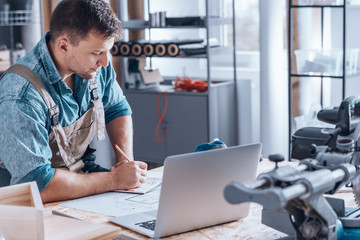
[44,159,358,240]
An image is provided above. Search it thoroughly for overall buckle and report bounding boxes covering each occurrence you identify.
[49,105,59,126]
[90,88,99,101]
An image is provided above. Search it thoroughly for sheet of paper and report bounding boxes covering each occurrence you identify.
[114,171,163,194]
[60,177,162,217]
[125,186,161,205]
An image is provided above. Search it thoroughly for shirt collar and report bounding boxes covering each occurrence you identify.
[37,31,63,84]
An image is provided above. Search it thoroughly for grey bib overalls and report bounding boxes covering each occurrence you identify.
[0,64,106,185]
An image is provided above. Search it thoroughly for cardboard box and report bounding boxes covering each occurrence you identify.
[0,60,11,72]
[0,50,10,61]
[294,48,360,76]
[11,49,26,64]
[0,182,44,240]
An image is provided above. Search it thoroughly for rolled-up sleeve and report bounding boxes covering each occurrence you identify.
[100,61,132,124]
[104,98,132,123]
[18,165,55,192]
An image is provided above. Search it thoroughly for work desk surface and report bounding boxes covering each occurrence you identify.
[44,160,358,240]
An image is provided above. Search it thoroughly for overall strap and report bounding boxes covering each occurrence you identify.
[88,78,99,101]
[2,64,60,126]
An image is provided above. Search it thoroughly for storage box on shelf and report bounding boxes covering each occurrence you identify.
[0,0,41,74]
[0,10,32,26]
[294,48,360,76]
[0,48,10,71]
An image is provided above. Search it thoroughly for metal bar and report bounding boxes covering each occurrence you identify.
[291,5,344,8]
[296,164,308,171]
[290,73,344,78]
[39,0,44,35]
[342,3,346,98]
[243,178,269,190]
[205,0,210,142]
[331,169,346,183]
[232,0,238,144]
[321,7,324,107]
[282,184,308,202]
[147,0,152,70]
[288,0,293,161]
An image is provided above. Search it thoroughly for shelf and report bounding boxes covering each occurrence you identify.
[208,17,233,26]
[0,10,33,26]
[124,80,233,95]
[290,73,344,78]
[290,0,344,7]
[125,88,209,96]
[122,17,233,30]
[291,72,360,78]
[291,2,360,8]
[118,46,233,59]
[123,53,208,58]
[122,20,149,29]
[290,4,344,7]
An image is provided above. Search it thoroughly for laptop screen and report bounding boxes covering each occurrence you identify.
[154,143,261,238]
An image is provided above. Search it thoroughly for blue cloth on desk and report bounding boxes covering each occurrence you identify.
[195,138,227,152]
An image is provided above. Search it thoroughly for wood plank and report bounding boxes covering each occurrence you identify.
[0,206,43,240]
[44,213,121,240]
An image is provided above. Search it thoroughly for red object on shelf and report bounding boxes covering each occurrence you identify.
[173,76,207,92]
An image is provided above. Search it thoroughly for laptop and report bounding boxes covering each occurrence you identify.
[110,143,261,238]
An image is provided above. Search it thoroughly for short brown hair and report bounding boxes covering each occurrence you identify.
[49,0,122,45]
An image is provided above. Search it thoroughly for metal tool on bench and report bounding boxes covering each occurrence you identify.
[224,96,360,240]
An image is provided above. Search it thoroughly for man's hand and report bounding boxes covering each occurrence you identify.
[110,160,148,189]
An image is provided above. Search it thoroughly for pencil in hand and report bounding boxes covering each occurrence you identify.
[114,144,132,162]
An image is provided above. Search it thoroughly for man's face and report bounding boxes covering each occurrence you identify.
[66,31,115,79]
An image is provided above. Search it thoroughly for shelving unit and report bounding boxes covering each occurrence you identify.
[0,10,33,25]
[0,10,33,52]
[116,0,237,165]
[0,0,43,72]
[288,0,360,159]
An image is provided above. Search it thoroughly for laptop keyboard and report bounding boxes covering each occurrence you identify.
[135,219,156,231]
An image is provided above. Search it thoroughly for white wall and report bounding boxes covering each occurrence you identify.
[91,132,116,169]
[259,0,289,159]
[342,6,360,99]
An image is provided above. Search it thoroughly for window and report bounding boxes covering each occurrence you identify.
[217,0,260,71]
[233,0,259,52]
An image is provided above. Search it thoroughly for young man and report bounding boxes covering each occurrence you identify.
[0,0,147,202]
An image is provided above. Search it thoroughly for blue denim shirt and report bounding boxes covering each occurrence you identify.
[0,32,132,191]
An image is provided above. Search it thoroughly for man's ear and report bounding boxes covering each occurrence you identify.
[57,37,70,54]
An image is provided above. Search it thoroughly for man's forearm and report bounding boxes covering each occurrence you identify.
[40,168,114,203]
[107,115,134,162]
[40,159,148,203]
